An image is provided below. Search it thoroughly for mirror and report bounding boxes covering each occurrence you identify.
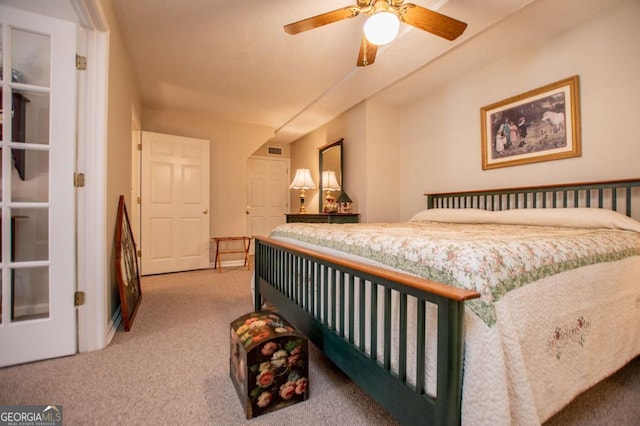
[318,138,343,213]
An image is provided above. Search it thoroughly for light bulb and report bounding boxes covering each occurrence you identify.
[364,11,400,46]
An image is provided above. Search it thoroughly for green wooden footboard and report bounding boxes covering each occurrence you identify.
[254,236,479,426]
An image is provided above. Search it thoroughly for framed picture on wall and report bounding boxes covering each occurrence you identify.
[480,75,581,169]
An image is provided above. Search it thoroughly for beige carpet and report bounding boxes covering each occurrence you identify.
[0,267,638,425]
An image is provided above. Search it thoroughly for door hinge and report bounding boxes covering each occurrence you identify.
[137,196,141,204]
[74,291,85,307]
[137,250,142,257]
[76,54,87,70]
[137,143,142,151]
[74,173,85,187]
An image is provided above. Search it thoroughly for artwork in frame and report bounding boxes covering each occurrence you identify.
[481,75,581,170]
[115,195,142,331]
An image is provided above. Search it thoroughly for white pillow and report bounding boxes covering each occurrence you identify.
[410,208,493,223]
[409,208,640,233]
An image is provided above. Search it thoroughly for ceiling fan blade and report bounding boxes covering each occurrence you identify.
[284,7,360,35]
[356,35,378,67]
[401,4,467,41]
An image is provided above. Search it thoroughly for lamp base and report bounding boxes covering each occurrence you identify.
[298,193,307,214]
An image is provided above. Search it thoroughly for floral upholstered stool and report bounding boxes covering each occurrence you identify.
[230,311,309,419]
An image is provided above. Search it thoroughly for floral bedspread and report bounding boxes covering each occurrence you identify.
[271,221,640,326]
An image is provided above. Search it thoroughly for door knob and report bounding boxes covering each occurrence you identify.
[203,209,209,214]
[246,206,250,215]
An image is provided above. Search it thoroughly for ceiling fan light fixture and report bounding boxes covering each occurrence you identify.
[364,11,400,46]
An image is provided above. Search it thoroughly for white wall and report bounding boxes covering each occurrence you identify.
[100,0,143,320]
[289,104,368,217]
[365,102,400,223]
[396,0,640,219]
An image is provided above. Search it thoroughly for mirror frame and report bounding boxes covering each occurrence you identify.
[318,138,343,212]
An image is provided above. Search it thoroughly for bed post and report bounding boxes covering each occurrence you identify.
[438,298,466,425]
[253,238,262,311]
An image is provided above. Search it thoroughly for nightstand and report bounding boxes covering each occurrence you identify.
[286,213,360,224]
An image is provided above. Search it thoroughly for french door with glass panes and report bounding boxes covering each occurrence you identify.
[0,6,77,367]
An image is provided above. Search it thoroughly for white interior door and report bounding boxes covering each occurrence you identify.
[247,157,289,245]
[141,131,210,275]
[0,6,77,367]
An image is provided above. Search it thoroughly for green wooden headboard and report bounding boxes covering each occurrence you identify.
[426,178,640,219]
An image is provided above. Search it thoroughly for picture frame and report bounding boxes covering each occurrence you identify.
[115,195,142,331]
[481,75,581,169]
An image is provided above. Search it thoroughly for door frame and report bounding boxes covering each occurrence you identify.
[72,0,110,352]
[130,108,141,252]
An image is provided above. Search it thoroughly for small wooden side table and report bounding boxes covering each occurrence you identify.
[213,236,251,271]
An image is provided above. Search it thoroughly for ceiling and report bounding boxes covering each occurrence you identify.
[110,0,540,144]
[1,0,618,145]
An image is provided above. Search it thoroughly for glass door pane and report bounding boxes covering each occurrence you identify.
[11,149,49,202]
[3,25,51,325]
[11,28,50,87]
[11,266,49,321]
[12,207,48,262]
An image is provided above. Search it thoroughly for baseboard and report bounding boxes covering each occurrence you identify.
[107,305,122,344]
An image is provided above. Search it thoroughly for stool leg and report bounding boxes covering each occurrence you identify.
[215,240,221,271]
[245,238,251,270]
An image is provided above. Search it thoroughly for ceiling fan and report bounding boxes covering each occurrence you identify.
[284,0,467,67]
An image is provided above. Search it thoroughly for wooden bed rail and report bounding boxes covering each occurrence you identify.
[426,177,640,217]
[254,236,479,425]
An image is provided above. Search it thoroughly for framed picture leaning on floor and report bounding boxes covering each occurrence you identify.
[115,195,142,331]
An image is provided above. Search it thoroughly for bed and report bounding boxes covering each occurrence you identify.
[252,178,640,425]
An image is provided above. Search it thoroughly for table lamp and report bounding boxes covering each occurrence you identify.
[290,169,316,213]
